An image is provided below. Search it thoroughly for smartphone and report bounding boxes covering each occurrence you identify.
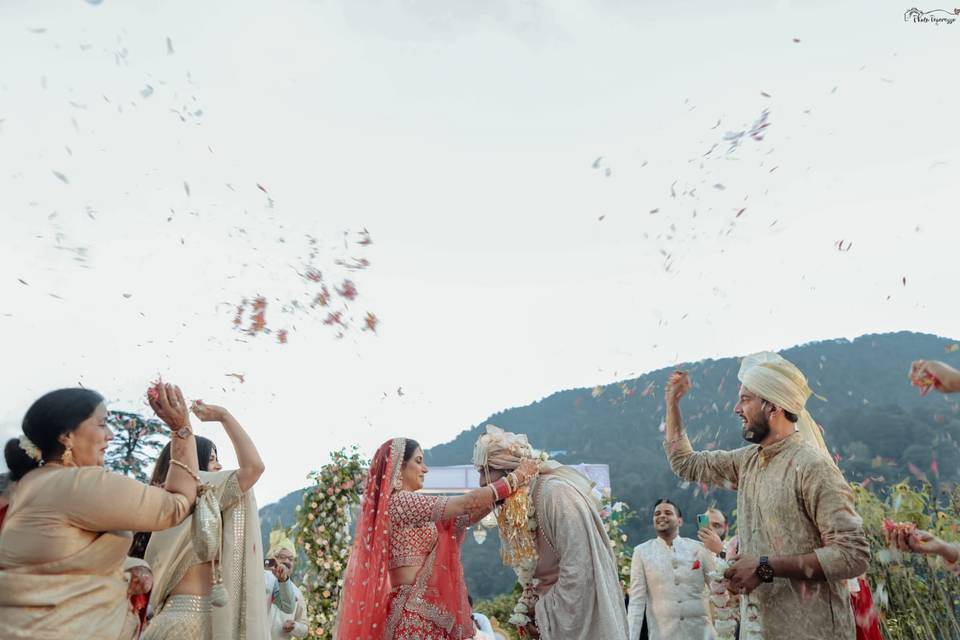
[697,514,710,529]
[264,558,277,569]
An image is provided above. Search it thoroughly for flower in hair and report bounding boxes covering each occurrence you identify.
[19,435,42,462]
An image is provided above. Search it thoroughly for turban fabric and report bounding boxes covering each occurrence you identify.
[738,351,832,462]
[473,425,597,504]
[267,529,296,559]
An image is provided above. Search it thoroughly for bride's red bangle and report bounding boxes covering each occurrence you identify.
[491,478,512,501]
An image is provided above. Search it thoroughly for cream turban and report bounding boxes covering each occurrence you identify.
[472,425,534,471]
[473,425,598,504]
[267,529,296,559]
[738,351,832,461]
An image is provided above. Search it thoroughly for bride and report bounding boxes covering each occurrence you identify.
[335,437,538,640]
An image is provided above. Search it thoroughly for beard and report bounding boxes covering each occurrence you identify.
[742,411,771,444]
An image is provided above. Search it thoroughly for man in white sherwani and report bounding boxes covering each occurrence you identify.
[627,498,717,640]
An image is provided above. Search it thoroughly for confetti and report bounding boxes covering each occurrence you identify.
[166,37,174,55]
[225,373,246,383]
[335,280,358,301]
[793,37,801,43]
[277,329,289,344]
[363,312,379,332]
[52,170,69,184]
[257,183,268,194]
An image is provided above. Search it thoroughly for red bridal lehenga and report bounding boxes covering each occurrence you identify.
[335,438,476,640]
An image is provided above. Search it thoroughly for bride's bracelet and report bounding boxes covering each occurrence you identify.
[490,477,512,501]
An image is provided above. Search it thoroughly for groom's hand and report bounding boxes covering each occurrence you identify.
[665,371,691,405]
[724,554,762,595]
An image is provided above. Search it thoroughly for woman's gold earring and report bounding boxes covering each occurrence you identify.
[62,446,75,467]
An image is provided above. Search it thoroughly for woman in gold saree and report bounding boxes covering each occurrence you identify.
[0,384,201,640]
[335,438,539,640]
[136,399,267,640]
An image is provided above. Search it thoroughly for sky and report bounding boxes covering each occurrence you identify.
[1,0,958,504]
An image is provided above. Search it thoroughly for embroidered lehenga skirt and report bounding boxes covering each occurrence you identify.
[143,595,212,640]
[386,585,457,640]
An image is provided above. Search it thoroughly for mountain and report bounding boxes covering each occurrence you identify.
[260,331,960,598]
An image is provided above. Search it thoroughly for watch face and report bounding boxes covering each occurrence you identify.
[176,426,192,439]
[757,562,774,582]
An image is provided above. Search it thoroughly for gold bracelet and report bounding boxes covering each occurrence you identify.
[169,459,201,483]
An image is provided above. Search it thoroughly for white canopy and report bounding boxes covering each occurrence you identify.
[420,464,611,494]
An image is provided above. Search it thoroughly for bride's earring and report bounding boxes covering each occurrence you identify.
[62,445,75,467]
[393,471,404,491]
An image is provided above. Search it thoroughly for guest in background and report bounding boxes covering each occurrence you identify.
[468,595,496,638]
[698,508,739,640]
[264,530,308,639]
[140,398,266,640]
[0,385,199,639]
[627,498,716,640]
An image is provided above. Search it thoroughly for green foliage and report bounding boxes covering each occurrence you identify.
[473,593,522,640]
[853,481,960,639]
[104,410,166,482]
[292,447,367,638]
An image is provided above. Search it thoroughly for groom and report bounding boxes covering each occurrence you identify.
[474,425,628,640]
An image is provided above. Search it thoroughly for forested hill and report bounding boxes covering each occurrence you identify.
[261,331,960,598]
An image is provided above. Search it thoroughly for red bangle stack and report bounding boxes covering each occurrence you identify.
[491,477,512,501]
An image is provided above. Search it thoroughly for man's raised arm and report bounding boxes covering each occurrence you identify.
[663,371,742,489]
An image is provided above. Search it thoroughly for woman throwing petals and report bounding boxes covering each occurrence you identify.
[0,385,200,639]
[335,438,539,640]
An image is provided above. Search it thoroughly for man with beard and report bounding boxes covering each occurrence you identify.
[627,498,716,640]
[663,352,869,640]
[474,425,628,640]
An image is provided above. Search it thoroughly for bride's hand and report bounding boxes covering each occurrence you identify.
[190,400,229,423]
[515,458,541,484]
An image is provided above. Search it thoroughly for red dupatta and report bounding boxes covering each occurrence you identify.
[335,438,474,640]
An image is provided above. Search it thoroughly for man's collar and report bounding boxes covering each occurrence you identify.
[758,431,800,463]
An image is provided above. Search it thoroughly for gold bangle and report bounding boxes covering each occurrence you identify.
[169,459,201,483]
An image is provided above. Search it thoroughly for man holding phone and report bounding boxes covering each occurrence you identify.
[626,498,717,640]
[698,508,740,640]
[263,530,308,638]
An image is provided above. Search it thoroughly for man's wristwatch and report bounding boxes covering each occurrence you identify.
[756,556,775,583]
[174,425,193,439]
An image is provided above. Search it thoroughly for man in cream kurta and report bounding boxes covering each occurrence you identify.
[663,352,870,640]
[474,426,629,640]
[627,499,716,640]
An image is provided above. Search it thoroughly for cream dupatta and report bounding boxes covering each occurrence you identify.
[145,469,268,639]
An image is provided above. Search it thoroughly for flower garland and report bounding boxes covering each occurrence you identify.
[293,447,367,639]
[505,481,634,635]
[505,480,541,633]
[598,489,635,593]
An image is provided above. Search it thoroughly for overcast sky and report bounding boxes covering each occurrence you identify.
[1,0,957,503]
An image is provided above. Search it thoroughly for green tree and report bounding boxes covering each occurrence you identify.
[104,410,166,482]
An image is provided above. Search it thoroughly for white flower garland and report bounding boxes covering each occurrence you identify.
[506,483,541,630]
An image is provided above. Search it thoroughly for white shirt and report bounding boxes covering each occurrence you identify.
[472,612,495,635]
[627,536,717,640]
[263,572,308,639]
